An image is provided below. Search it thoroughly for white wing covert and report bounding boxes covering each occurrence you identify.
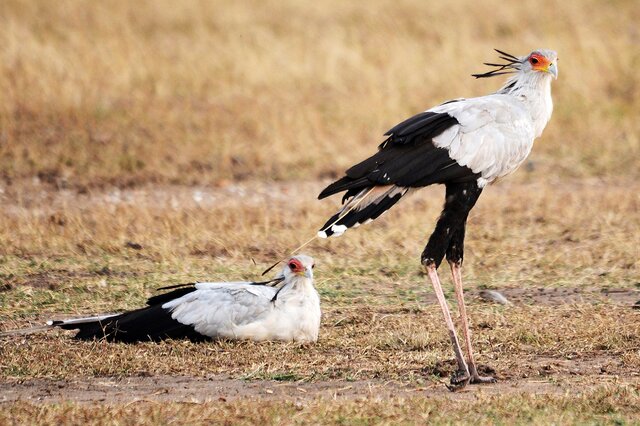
[430,95,536,187]
[163,283,277,336]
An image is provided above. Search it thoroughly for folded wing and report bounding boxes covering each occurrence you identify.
[318,95,536,237]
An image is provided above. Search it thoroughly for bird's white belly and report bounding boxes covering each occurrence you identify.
[232,304,320,342]
[478,137,534,186]
[196,292,321,343]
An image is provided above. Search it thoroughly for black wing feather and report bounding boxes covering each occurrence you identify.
[383,111,456,144]
[146,285,197,306]
[319,111,478,200]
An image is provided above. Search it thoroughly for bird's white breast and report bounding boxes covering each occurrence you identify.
[245,282,321,342]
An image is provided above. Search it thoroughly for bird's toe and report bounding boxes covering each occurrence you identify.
[470,374,497,384]
[446,370,470,391]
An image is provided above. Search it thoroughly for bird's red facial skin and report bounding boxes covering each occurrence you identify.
[529,53,550,71]
[288,259,305,274]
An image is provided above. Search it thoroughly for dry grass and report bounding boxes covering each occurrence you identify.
[1,180,639,423]
[1,0,640,423]
[2,304,640,381]
[0,179,637,306]
[0,0,639,187]
[2,385,640,426]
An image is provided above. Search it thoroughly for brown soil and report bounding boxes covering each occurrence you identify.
[3,371,637,405]
[471,287,640,307]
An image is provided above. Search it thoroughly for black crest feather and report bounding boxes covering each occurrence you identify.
[472,49,522,79]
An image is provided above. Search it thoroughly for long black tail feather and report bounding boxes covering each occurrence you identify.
[60,305,207,343]
[318,186,409,238]
[52,284,204,343]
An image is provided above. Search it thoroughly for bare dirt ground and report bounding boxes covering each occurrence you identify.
[4,374,638,405]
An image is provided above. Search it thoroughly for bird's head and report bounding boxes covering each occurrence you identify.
[522,49,558,79]
[472,49,558,80]
[282,254,315,280]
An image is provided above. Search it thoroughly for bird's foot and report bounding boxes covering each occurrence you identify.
[446,369,470,391]
[446,369,497,390]
[469,365,497,384]
[470,374,497,384]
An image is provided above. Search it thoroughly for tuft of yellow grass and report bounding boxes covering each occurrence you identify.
[1,0,639,187]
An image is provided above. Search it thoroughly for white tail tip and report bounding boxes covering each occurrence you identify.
[330,224,347,237]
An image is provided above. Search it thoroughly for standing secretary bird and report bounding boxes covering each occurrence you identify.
[318,49,557,389]
[46,255,320,343]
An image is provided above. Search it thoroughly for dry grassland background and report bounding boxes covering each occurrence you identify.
[1,0,639,424]
[1,0,639,186]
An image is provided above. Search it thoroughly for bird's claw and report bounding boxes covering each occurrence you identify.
[446,369,470,391]
[470,374,497,384]
[469,365,497,384]
[445,369,497,391]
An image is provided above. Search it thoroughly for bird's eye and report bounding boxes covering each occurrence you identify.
[312,264,315,269]
[530,57,539,65]
[288,262,297,269]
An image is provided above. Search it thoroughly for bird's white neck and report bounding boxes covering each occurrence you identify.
[276,276,316,302]
[498,72,554,138]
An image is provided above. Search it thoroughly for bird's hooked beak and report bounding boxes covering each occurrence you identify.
[298,267,313,279]
[547,62,558,79]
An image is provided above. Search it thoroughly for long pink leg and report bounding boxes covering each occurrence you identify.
[425,264,470,388]
[449,260,496,384]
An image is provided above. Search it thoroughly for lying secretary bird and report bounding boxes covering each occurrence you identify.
[318,49,557,389]
[48,255,320,343]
